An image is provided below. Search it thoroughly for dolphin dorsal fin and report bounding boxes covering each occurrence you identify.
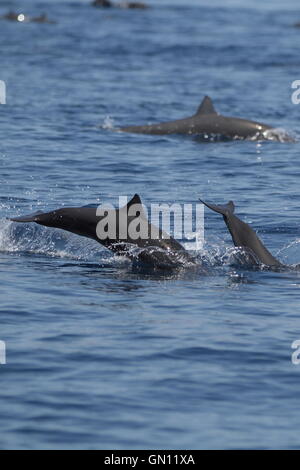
[127,194,142,209]
[125,194,147,217]
[195,96,217,115]
[119,194,144,213]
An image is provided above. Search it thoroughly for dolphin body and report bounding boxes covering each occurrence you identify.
[200,199,282,267]
[10,194,195,270]
[120,96,291,141]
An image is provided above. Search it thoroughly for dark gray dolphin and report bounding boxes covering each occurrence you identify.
[10,194,194,270]
[200,199,282,267]
[117,2,149,8]
[1,11,29,22]
[31,14,56,24]
[92,0,148,8]
[119,96,292,141]
[0,11,55,23]
[92,0,113,7]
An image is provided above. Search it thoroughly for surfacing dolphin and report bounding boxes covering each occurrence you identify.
[119,96,293,142]
[10,194,195,270]
[200,199,283,268]
[0,11,55,23]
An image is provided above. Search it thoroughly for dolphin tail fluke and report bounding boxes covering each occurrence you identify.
[199,199,235,216]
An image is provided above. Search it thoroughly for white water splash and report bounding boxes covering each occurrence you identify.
[276,238,300,266]
[0,218,107,263]
[261,128,296,143]
[102,115,115,130]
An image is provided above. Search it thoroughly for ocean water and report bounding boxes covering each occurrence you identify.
[0,0,300,450]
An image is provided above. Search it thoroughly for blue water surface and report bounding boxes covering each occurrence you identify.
[0,0,300,450]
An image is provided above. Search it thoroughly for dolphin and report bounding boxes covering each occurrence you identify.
[117,2,149,8]
[1,11,29,22]
[31,14,56,24]
[92,0,148,8]
[10,194,195,270]
[119,96,292,141]
[92,0,113,7]
[0,11,55,23]
[200,199,282,267]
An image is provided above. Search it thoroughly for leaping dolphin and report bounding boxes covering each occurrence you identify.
[200,199,282,267]
[119,96,292,141]
[10,194,195,270]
